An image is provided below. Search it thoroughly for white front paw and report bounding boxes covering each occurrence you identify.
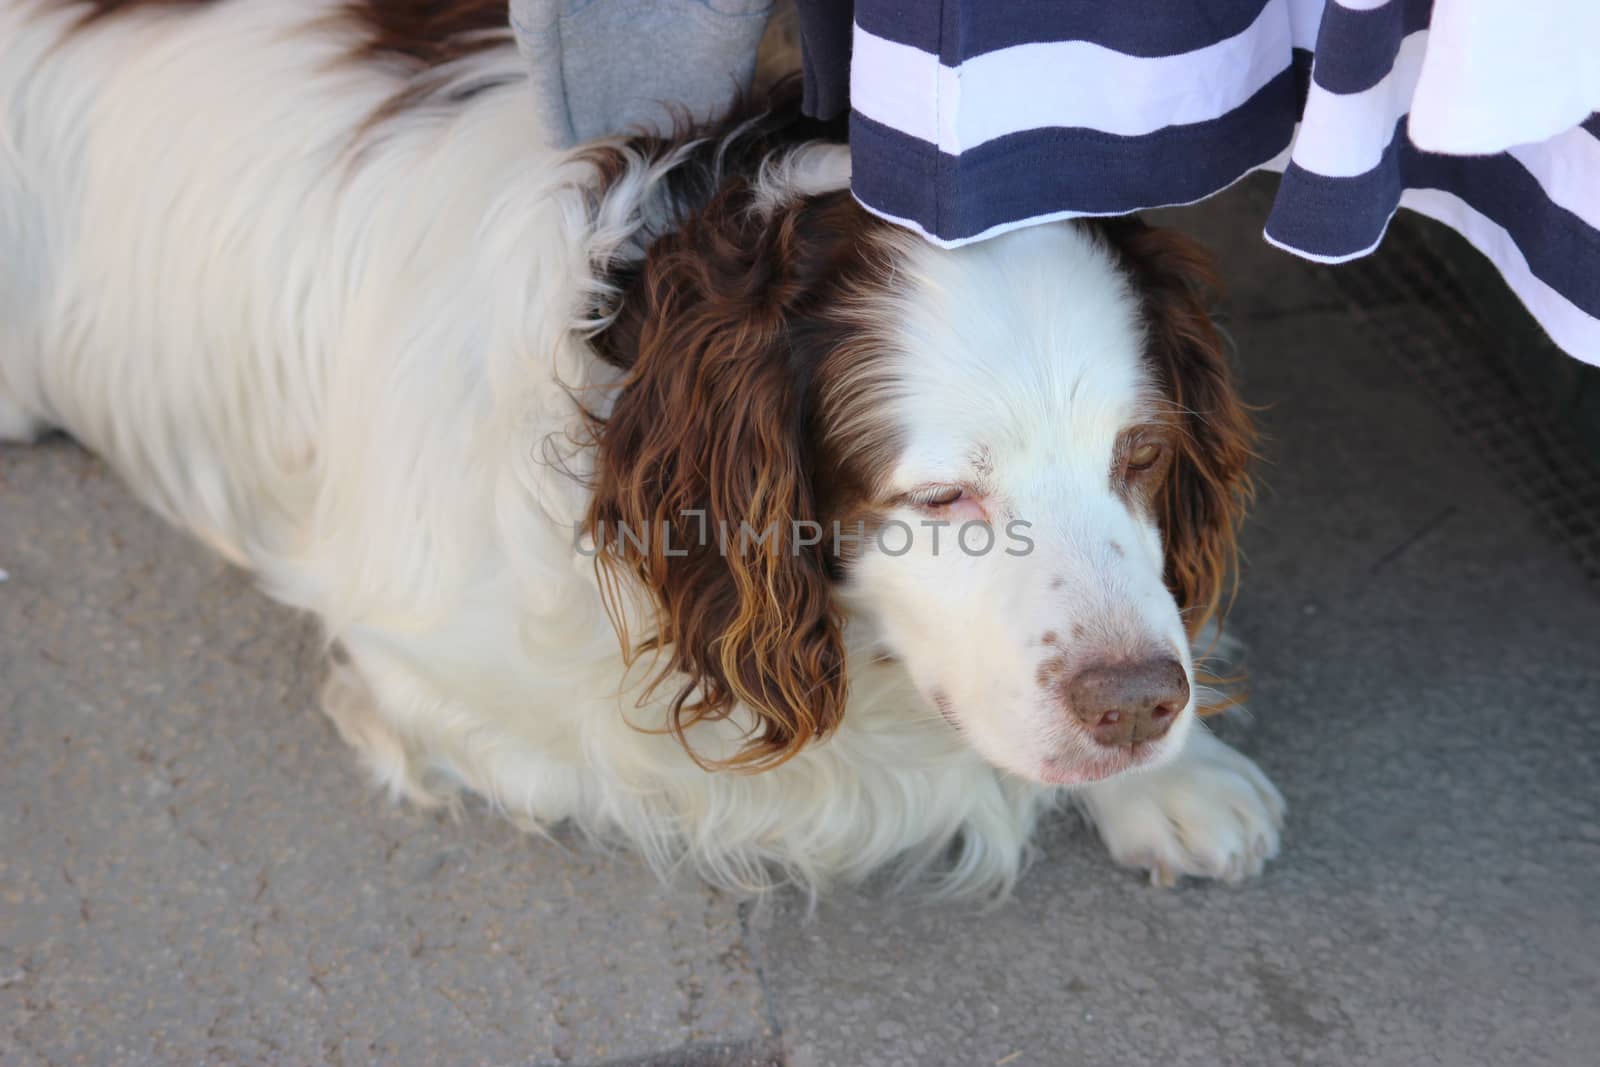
[1078,727,1286,886]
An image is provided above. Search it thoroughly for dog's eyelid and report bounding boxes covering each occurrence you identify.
[1125,440,1164,470]
[902,483,965,508]
[1117,425,1174,470]
[1124,422,1174,444]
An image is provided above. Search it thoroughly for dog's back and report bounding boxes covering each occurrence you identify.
[0,0,597,592]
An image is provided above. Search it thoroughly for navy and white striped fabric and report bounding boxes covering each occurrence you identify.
[831,0,1600,365]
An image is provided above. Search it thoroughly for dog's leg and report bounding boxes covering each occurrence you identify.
[0,390,46,443]
[319,648,443,810]
[1077,725,1285,885]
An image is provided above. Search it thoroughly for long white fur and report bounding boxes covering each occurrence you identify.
[0,0,1283,894]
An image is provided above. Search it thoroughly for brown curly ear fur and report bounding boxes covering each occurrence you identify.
[585,188,872,771]
[1095,219,1257,641]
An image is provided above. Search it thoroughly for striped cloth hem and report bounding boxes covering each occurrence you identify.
[842,0,1600,366]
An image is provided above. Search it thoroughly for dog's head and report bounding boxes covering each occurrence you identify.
[584,140,1252,786]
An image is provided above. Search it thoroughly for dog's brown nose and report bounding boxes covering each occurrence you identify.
[1064,658,1189,748]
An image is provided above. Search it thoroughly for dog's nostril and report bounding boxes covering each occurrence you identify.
[1061,657,1189,748]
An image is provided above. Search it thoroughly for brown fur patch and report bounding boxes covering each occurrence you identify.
[338,0,510,67]
[57,1,519,127]
[60,0,510,59]
[581,89,902,771]
[57,0,211,21]
[57,1,513,74]
[334,1,518,128]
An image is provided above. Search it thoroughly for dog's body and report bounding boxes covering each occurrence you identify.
[1,0,1283,893]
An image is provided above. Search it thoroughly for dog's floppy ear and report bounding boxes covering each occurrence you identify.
[585,188,859,770]
[1097,219,1257,639]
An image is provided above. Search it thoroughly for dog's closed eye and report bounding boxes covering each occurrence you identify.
[904,484,964,509]
[1124,440,1163,473]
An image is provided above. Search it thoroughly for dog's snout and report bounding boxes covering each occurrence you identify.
[1063,658,1189,748]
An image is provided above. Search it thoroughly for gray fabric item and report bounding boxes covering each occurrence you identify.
[511,0,774,146]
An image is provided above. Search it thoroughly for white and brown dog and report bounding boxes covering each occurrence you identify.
[0,0,1283,893]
